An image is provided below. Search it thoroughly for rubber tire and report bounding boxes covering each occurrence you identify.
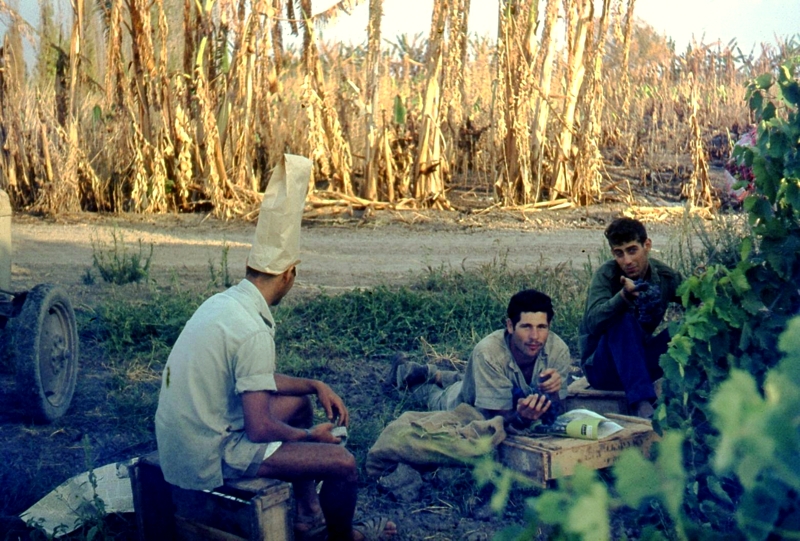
[12,284,79,423]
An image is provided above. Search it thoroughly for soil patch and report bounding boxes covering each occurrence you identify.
[1,206,683,540]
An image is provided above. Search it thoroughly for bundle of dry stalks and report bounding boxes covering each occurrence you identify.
[0,0,789,217]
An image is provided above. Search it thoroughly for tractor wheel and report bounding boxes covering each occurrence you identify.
[12,284,79,423]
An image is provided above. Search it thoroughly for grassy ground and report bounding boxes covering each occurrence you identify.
[0,211,749,540]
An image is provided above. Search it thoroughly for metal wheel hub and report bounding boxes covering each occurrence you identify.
[40,308,72,403]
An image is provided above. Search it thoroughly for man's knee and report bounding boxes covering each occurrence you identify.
[326,447,358,481]
[607,311,642,336]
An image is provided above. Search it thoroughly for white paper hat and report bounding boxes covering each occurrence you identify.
[247,154,311,274]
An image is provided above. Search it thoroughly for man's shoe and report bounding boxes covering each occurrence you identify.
[397,362,430,389]
[633,400,654,419]
[383,353,407,391]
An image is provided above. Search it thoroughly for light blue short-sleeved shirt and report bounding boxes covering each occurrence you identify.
[155,279,278,490]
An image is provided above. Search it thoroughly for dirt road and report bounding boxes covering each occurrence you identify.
[9,210,677,294]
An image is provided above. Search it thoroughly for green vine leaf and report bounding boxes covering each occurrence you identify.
[614,433,685,518]
[782,80,800,106]
[755,73,773,89]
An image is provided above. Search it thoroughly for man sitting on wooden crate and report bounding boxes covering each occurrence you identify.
[579,217,682,419]
[155,155,396,541]
[388,289,573,430]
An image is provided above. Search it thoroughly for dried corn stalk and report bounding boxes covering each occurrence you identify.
[530,0,559,199]
[683,76,713,209]
[620,0,636,116]
[552,0,592,198]
[48,0,84,213]
[493,0,536,206]
[360,0,383,201]
[196,37,230,216]
[173,91,194,210]
[442,0,470,165]
[412,0,450,209]
[302,22,354,196]
[573,0,612,204]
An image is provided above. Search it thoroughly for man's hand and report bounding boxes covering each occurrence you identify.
[620,276,639,302]
[307,422,344,444]
[516,393,551,421]
[314,382,349,427]
[538,368,561,394]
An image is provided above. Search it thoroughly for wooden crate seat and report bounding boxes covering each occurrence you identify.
[129,451,292,541]
[564,376,664,415]
[498,413,660,487]
[563,376,628,415]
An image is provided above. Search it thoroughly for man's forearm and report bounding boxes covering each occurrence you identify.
[273,373,319,396]
[479,408,516,424]
[583,287,630,335]
[480,408,533,430]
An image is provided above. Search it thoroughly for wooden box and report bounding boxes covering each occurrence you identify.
[498,414,659,487]
[129,452,293,541]
[563,377,628,415]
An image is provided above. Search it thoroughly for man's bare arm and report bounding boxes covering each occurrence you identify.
[272,373,318,395]
[273,374,349,426]
[479,394,552,425]
[241,390,340,443]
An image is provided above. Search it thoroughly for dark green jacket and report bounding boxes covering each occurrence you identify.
[579,258,681,368]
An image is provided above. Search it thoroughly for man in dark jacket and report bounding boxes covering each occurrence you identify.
[579,218,681,418]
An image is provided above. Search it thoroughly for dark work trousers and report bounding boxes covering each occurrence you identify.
[584,312,669,405]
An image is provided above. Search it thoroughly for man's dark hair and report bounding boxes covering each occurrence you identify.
[507,289,554,325]
[604,218,648,247]
[245,266,270,281]
[246,265,296,281]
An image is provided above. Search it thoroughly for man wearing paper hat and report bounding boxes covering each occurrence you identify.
[156,155,396,541]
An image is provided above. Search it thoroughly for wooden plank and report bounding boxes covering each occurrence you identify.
[498,439,552,488]
[225,476,289,496]
[175,515,248,541]
[173,486,257,539]
[563,396,627,415]
[564,377,628,415]
[129,458,177,541]
[253,492,292,541]
[133,452,292,541]
[499,418,660,486]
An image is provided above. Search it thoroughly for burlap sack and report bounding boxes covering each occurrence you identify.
[366,403,507,476]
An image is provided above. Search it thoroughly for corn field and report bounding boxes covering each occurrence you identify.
[0,0,797,218]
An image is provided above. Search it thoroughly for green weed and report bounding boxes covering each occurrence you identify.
[208,242,233,288]
[91,229,153,285]
[83,280,203,436]
[277,257,588,363]
[86,282,202,360]
[664,209,752,278]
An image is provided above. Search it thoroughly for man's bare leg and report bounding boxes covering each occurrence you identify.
[265,395,324,521]
[257,395,395,540]
[258,442,359,539]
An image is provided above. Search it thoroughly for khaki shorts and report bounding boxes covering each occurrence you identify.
[222,441,283,479]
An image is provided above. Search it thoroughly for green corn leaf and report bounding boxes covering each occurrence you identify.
[393,95,406,125]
